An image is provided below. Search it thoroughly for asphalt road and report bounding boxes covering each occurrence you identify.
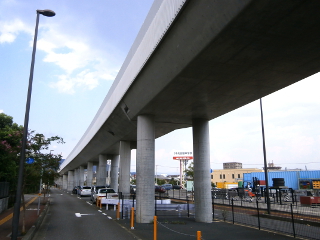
[33,188,137,240]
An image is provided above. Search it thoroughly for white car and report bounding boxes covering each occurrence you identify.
[92,188,118,203]
[78,186,91,197]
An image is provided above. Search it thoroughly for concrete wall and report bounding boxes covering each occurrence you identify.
[0,197,8,214]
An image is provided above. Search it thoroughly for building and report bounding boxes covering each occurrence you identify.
[223,162,242,169]
[211,168,264,186]
[263,162,282,171]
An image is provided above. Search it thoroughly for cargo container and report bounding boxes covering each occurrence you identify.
[243,171,320,190]
[216,182,238,189]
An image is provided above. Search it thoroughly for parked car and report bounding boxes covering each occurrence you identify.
[130,185,136,195]
[161,184,172,190]
[172,185,182,189]
[155,186,166,193]
[91,188,118,203]
[90,185,108,200]
[78,186,91,197]
[72,186,80,194]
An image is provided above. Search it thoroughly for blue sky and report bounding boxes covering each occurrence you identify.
[1,0,320,175]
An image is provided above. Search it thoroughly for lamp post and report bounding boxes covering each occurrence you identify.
[11,9,55,240]
[259,98,271,214]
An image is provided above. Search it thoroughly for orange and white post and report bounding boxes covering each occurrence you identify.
[197,231,202,240]
[153,216,157,240]
[116,202,120,220]
[130,207,134,229]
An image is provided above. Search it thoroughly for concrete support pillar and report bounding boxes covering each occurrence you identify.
[67,170,74,192]
[74,168,79,186]
[97,155,108,185]
[110,155,120,192]
[94,164,98,185]
[63,174,67,190]
[192,118,212,223]
[119,141,131,198]
[106,160,111,186]
[87,162,93,187]
[136,115,155,223]
[58,176,62,189]
[79,166,85,186]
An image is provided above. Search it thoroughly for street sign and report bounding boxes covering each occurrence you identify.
[26,158,35,164]
[173,151,193,160]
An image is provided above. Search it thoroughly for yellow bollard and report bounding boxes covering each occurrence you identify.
[197,231,202,240]
[116,202,120,220]
[154,216,157,240]
[130,207,134,229]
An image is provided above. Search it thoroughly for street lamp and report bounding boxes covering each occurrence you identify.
[11,9,55,240]
[259,98,271,214]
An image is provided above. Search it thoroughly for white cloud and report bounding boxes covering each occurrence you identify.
[49,67,117,94]
[1,17,119,94]
[35,27,119,93]
[0,109,4,113]
[0,19,32,43]
[37,31,91,74]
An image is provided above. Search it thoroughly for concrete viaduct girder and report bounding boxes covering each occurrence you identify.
[59,0,320,223]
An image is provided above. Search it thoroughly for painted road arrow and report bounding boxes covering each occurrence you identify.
[75,213,95,217]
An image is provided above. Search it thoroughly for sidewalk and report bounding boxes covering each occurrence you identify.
[0,194,47,240]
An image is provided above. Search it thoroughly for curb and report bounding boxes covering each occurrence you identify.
[21,200,50,240]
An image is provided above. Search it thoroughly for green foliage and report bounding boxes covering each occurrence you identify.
[168,177,181,185]
[130,179,136,185]
[0,113,23,185]
[155,178,166,185]
[184,161,194,180]
[0,113,14,128]
[0,113,65,194]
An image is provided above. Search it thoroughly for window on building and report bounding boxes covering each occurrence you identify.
[211,175,213,179]
[220,174,222,179]
[232,174,234,179]
[223,174,225,179]
[238,174,240,178]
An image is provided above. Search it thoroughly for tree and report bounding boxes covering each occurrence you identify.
[0,113,64,199]
[155,178,166,185]
[0,113,23,186]
[184,161,194,180]
[1,113,65,234]
[168,177,179,185]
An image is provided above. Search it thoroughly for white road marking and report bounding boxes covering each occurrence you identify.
[98,210,102,212]
[107,216,112,219]
[102,213,107,215]
[75,213,95,217]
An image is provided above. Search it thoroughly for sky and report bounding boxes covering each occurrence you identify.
[1,0,320,175]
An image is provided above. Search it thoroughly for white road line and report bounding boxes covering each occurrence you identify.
[102,213,107,215]
[75,213,95,217]
[107,216,112,219]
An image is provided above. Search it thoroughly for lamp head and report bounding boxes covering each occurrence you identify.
[37,9,55,17]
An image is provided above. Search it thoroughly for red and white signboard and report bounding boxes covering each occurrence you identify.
[173,151,193,160]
